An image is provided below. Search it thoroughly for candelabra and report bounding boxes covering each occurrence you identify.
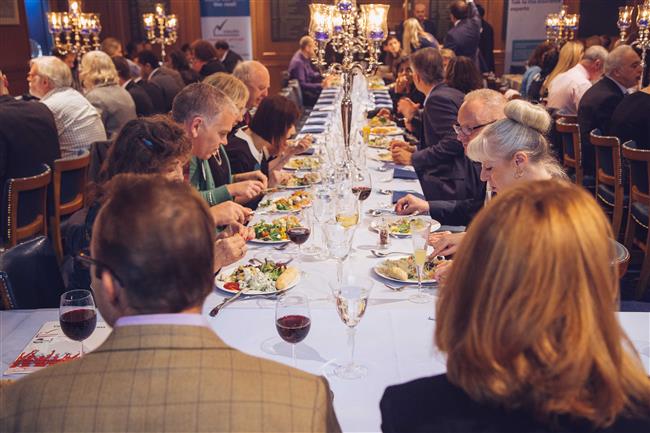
[618,1,650,88]
[545,4,579,47]
[143,3,178,62]
[47,1,101,59]
[309,0,389,164]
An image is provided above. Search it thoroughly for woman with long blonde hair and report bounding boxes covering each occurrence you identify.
[381,180,650,432]
[79,50,136,138]
[402,18,438,55]
[541,40,584,97]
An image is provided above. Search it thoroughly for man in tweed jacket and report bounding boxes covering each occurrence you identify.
[0,174,341,433]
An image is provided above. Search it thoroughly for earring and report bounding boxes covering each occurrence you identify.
[514,166,524,179]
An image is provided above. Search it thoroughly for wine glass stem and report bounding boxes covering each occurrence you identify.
[347,327,357,367]
[417,266,423,293]
[337,259,344,285]
[80,341,84,356]
[292,343,296,367]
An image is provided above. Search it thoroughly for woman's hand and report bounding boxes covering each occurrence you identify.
[286,135,313,157]
[269,170,292,188]
[234,170,268,189]
[434,259,453,286]
[214,234,247,271]
[428,231,465,256]
[395,194,429,215]
[217,222,255,241]
[227,180,265,203]
[209,201,252,226]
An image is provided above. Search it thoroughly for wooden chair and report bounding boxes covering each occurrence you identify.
[590,129,625,238]
[49,150,90,263]
[621,140,650,298]
[2,164,51,248]
[556,117,583,186]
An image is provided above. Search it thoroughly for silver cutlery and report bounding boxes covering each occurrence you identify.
[209,288,250,316]
[371,249,412,257]
[274,243,290,251]
[384,282,438,292]
[367,208,395,217]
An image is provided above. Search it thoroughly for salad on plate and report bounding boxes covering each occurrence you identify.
[216,259,299,294]
[251,215,301,242]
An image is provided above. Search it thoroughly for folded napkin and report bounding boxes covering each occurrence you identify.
[304,118,326,125]
[298,147,315,155]
[309,111,330,118]
[301,125,326,134]
[393,168,418,180]
[375,102,393,109]
[392,190,425,204]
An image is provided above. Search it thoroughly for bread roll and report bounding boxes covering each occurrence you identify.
[276,267,298,290]
[386,266,409,281]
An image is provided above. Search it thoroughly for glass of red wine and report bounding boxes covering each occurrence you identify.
[59,289,97,356]
[286,224,311,259]
[275,294,311,366]
[351,167,372,213]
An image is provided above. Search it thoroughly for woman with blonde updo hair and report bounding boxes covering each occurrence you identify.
[79,50,136,138]
[402,18,438,55]
[381,180,650,432]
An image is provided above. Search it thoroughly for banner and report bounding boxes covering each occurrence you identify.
[200,0,252,60]
[504,0,562,73]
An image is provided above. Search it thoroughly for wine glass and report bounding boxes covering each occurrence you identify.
[311,190,335,257]
[59,289,97,355]
[329,275,373,380]
[351,166,372,205]
[324,221,356,284]
[275,293,311,367]
[335,190,361,229]
[410,219,433,304]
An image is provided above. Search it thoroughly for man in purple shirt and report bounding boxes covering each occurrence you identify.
[288,35,331,107]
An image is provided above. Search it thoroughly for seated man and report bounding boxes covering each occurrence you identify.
[233,60,270,127]
[189,39,226,80]
[288,36,330,107]
[135,50,182,113]
[547,45,607,116]
[27,56,107,158]
[214,40,243,74]
[0,174,341,432]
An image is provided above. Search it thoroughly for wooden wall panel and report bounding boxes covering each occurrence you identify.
[0,0,31,95]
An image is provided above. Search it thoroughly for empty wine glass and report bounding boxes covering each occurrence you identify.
[312,190,335,257]
[324,221,356,284]
[59,289,97,355]
[275,293,311,367]
[410,219,433,304]
[330,275,373,380]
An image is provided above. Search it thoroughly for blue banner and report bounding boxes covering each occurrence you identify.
[200,0,250,18]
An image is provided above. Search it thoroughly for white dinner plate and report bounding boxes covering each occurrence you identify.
[248,237,290,245]
[373,254,437,284]
[369,216,441,238]
[215,266,301,295]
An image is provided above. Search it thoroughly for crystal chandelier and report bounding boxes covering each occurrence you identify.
[618,1,650,87]
[545,4,579,47]
[47,0,101,59]
[143,3,178,62]
[309,0,389,162]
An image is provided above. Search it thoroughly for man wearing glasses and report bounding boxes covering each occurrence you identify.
[395,89,506,225]
[1,174,341,432]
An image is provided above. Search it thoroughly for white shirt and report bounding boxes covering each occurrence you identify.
[40,87,107,158]
[547,63,592,115]
[219,50,229,63]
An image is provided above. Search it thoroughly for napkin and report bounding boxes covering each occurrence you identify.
[309,111,330,118]
[391,190,425,204]
[301,125,326,134]
[393,168,418,180]
[304,118,326,125]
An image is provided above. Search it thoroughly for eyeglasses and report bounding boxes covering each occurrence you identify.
[453,120,496,137]
[75,250,125,288]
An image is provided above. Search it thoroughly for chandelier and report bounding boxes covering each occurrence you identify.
[47,0,101,59]
[617,1,650,87]
[309,0,389,162]
[142,3,178,62]
[545,4,579,46]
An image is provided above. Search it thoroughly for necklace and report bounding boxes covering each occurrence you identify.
[213,150,222,166]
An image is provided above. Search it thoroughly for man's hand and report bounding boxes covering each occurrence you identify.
[214,234,247,271]
[395,194,429,215]
[269,170,292,188]
[433,259,453,286]
[227,180,265,203]
[234,170,268,189]
[209,201,252,226]
[397,97,419,121]
[217,222,255,242]
[391,145,414,166]
[376,108,393,119]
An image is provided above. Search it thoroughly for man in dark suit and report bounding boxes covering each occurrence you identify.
[214,40,243,74]
[578,45,642,177]
[190,39,226,80]
[396,2,437,42]
[444,0,481,65]
[476,3,495,73]
[390,48,485,225]
[135,50,182,113]
[112,56,154,117]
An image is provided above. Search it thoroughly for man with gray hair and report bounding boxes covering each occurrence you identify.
[578,44,642,177]
[547,45,608,115]
[288,35,331,107]
[28,56,106,157]
[232,60,270,121]
[395,88,506,225]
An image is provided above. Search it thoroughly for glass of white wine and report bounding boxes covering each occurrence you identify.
[329,275,374,380]
[410,219,432,304]
[335,190,360,229]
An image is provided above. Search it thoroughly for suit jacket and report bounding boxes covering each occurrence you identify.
[125,80,155,117]
[134,79,167,115]
[381,374,650,433]
[478,19,495,73]
[85,84,137,138]
[577,76,626,177]
[200,59,227,80]
[149,68,182,113]
[1,324,341,433]
[222,50,244,74]
[444,1,481,63]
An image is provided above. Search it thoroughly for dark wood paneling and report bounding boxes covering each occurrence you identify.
[0,0,31,95]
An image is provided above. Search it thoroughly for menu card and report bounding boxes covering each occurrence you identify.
[4,321,111,375]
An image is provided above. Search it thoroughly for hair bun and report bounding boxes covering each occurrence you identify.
[504,99,551,135]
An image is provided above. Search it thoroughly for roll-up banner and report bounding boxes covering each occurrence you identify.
[200,0,253,60]
[505,0,563,73]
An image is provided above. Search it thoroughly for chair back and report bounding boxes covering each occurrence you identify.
[0,236,66,309]
[287,79,304,110]
[2,164,51,248]
[556,117,583,186]
[50,150,90,262]
[88,140,112,183]
[589,129,624,236]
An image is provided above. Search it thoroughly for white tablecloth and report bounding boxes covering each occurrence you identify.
[2,150,650,432]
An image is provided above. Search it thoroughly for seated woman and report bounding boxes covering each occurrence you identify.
[381,180,650,433]
[191,72,268,207]
[227,95,311,187]
[388,56,425,110]
[395,100,566,259]
[67,116,249,290]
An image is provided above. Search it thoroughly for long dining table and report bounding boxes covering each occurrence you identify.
[2,86,650,432]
